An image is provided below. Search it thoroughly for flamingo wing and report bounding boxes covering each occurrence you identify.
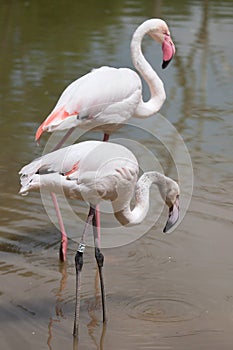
[35,66,141,141]
[19,141,102,189]
[19,141,139,197]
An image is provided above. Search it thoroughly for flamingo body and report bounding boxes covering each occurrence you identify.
[36,67,142,140]
[20,141,138,207]
[19,141,179,230]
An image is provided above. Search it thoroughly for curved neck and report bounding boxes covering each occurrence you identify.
[131,19,166,117]
[114,171,167,225]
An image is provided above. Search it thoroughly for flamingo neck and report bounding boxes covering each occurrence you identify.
[114,171,167,225]
[131,19,166,118]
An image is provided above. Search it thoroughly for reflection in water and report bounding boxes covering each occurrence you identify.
[172,0,209,142]
[47,262,68,350]
[85,272,107,350]
[46,262,107,350]
[73,321,107,350]
[1,0,233,349]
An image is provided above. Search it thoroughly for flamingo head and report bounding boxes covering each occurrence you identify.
[148,19,176,69]
[19,174,40,196]
[162,180,180,233]
[163,195,180,233]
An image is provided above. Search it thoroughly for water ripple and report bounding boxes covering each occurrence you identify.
[125,296,202,323]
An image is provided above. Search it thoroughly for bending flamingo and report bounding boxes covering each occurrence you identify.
[35,18,176,262]
[19,141,180,336]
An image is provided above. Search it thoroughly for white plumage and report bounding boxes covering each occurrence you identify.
[19,141,179,229]
[35,19,175,141]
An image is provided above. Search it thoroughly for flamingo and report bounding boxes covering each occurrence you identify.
[19,141,180,336]
[34,18,176,262]
[35,18,175,143]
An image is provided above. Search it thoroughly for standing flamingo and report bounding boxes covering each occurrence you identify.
[35,18,175,143]
[35,18,176,262]
[19,141,180,336]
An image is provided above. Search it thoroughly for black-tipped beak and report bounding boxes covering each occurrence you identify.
[163,196,180,233]
[162,58,172,69]
[162,35,175,69]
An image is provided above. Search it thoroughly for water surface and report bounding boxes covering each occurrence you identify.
[0,1,233,349]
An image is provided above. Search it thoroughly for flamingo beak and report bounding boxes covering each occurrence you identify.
[19,186,29,196]
[162,35,175,69]
[163,195,180,233]
[35,123,44,143]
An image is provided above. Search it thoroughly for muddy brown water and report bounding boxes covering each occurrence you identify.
[1,1,233,349]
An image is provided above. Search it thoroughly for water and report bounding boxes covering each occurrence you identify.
[1,0,233,349]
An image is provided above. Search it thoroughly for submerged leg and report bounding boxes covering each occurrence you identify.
[73,206,95,337]
[51,192,68,262]
[93,206,107,323]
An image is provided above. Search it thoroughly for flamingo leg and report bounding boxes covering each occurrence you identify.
[103,133,109,142]
[51,193,68,262]
[73,206,95,338]
[93,205,107,323]
[52,127,76,151]
[89,132,108,321]
[50,127,76,261]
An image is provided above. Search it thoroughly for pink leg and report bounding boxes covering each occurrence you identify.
[51,192,68,262]
[49,128,75,261]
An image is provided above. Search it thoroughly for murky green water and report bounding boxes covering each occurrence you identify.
[1,1,233,349]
